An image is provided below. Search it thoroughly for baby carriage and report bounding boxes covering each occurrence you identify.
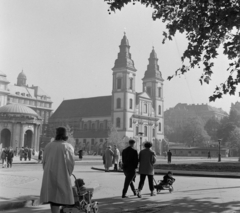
[60,174,98,213]
[154,177,175,194]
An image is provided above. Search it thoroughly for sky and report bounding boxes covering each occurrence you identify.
[0,0,239,114]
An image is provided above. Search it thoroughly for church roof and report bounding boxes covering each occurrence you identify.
[113,33,137,71]
[143,47,163,81]
[50,95,112,120]
[0,103,40,118]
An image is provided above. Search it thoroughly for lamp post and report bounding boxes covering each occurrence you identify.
[138,132,143,151]
[218,139,221,162]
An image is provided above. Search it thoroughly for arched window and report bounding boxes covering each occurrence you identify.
[158,105,161,115]
[144,126,147,136]
[117,78,122,90]
[129,78,133,90]
[92,123,95,129]
[136,126,139,136]
[159,122,161,131]
[129,118,132,128]
[144,103,147,113]
[116,117,121,128]
[117,98,121,109]
[147,87,151,96]
[158,87,162,98]
[129,98,133,109]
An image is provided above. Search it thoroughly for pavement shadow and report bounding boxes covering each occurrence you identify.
[94,195,240,213]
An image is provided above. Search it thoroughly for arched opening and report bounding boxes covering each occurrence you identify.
[0,129,11,148]
[24,130,33,148]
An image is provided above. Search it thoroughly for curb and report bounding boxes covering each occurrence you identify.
[0,183,100,211]
[91,167,240,179]
[0,197,40,211]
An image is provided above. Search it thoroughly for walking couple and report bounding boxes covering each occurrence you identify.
[122,139,156,198]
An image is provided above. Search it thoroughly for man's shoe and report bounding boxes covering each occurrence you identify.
[133,190,137,196]
[137,191,142,198]
[122,195,129,198]
[150,191,156,196]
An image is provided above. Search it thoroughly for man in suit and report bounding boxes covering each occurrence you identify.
[121,139,138,198]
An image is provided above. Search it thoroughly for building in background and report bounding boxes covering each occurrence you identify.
[0,70,53,150]
[48,33,165,154]
[0,104,42,151]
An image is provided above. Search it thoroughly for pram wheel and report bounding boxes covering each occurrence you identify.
[169,186,174,193]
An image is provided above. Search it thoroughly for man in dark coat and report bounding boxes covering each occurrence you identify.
[28,148,32,161]
[78,149,83,160]
[121,139,138,198]
[167,150,172,163]
[7,148,14,168]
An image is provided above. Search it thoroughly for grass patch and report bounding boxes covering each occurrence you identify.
[154,162,240,173]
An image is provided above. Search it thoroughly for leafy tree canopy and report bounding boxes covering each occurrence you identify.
[105,0,240,101]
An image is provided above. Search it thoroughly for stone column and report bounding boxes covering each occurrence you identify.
[20,124,25,148]
[11,123,14,148]
[35,125,40,152]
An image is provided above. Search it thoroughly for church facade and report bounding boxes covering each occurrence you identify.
[48,34,164,153]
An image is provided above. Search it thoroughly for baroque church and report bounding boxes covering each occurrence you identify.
[48,33,164,153]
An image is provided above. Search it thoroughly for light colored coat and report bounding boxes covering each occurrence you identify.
[40,140,75,205]
[113,148,120,164]
[104,148,114,168]
[139,148,156,175]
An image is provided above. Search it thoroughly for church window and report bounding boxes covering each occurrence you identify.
[116,117,121,128]
[129,78,133,90]
[144,103,147,113]
[136,126,139,136]
[153,128,155,137]
[159,122,161,131]
[117,78,122,90]
[144,126,147,136]
[158,105,161,115]
[129,118,132,128]
[158,87,162,98]
[117,98,121,109]
[129,98,133,109]
[147,87,151,96]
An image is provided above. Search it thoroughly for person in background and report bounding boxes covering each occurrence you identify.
[1,148,7,168]
[167,150,172,164]
[78,149,83,160]
[40,127,75,213]
[121,139,138,198]
[38,148,43,163]
[103,146,114,172]
[7,147,14,168]
[137,141,157,198]
[28,148,32,161]
[113,145,120,171]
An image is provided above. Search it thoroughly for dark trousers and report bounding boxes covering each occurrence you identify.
[122,171,136,196]
[138,174,154,192]
[114,163,118,171]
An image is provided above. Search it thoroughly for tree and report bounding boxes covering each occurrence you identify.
[108,124,127,151]
[181,117,210,146]
[65,125,76,150]
[105,0,240,101]
[227,127,240,159]
[204,117,220,141]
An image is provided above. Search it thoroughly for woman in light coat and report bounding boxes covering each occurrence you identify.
[113,145,120,171]
[40,127,75,213]
[137,141,157,198]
